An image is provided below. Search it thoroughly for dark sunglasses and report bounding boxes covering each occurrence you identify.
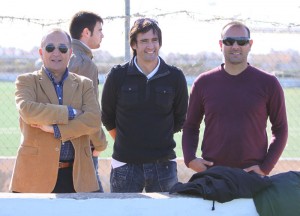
[222,37,250,46]
[45,44,69,54]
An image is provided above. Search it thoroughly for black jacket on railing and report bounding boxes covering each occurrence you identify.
[169,166,272,203]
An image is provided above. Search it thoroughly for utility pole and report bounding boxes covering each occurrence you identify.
[124,0,131,61]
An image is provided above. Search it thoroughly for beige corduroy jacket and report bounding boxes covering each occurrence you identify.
[10,68,103,193]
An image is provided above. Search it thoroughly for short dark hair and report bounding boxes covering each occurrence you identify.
[129,18,162,56]
[221,21,251,39]
[69,11,103,39]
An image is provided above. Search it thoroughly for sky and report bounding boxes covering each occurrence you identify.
[0,0,300,57]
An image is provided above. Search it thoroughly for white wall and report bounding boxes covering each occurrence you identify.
[0,193,259,216]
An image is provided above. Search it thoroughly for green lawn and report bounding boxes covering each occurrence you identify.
[0,82,299,158]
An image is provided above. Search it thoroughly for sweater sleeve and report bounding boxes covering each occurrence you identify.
[260,77,288,174]
[182,79,204,167]
[173,70,189,133]
[101,68,119,131]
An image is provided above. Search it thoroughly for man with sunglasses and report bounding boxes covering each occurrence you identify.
[182,21,288,176]
[10,28,102,193]
[101,18,188,192]
[68,11,107,192]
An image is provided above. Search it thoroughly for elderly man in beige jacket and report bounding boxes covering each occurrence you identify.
[10,28,106,193]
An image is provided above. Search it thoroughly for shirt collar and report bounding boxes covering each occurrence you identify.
[43,66,69,85]
[134,56,160,79]
[77,40,92,52]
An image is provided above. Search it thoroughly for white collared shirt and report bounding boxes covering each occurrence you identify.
[134,56,160,79]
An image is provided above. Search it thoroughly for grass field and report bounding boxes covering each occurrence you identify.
[0,81,299,158]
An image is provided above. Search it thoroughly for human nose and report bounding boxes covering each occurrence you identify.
[146,41,156,48]
[52,47,61,55]
[232,41,240,48]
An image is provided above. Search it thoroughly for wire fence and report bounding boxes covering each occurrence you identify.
[0,14,300,192]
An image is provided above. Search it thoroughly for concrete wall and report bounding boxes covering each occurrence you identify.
[1,157,299,192]
[0,192,259,216]
[1,158,299,216]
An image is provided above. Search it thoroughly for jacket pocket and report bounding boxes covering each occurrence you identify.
[119,85,139,107]
[155,87,174,111]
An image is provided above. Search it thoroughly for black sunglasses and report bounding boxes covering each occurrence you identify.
[45,44,69,54]
[222,37,250,46]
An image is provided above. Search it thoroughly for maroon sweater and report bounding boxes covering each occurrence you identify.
[182,64,288,174]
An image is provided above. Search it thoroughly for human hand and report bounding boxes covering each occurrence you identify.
[74,109,83,118]
[92,149,101,157]
[108,128,116,140]
[188,158,214,173]
[244,165,266,176]
[31,124,54,133]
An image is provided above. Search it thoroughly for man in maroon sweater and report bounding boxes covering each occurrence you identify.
[182,21,288,176]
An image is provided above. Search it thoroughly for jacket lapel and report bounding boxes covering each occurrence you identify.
[38,69,59,104]
[63,73,78,105]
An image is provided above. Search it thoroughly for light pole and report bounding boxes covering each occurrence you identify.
[124,0,131,61]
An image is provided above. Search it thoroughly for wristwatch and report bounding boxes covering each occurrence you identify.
[73,109,77,116]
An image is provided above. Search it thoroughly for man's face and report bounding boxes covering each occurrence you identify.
[39,31,72,74]
[219,26,253,65]
[88,21,104,49]
[132,29,161,63]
